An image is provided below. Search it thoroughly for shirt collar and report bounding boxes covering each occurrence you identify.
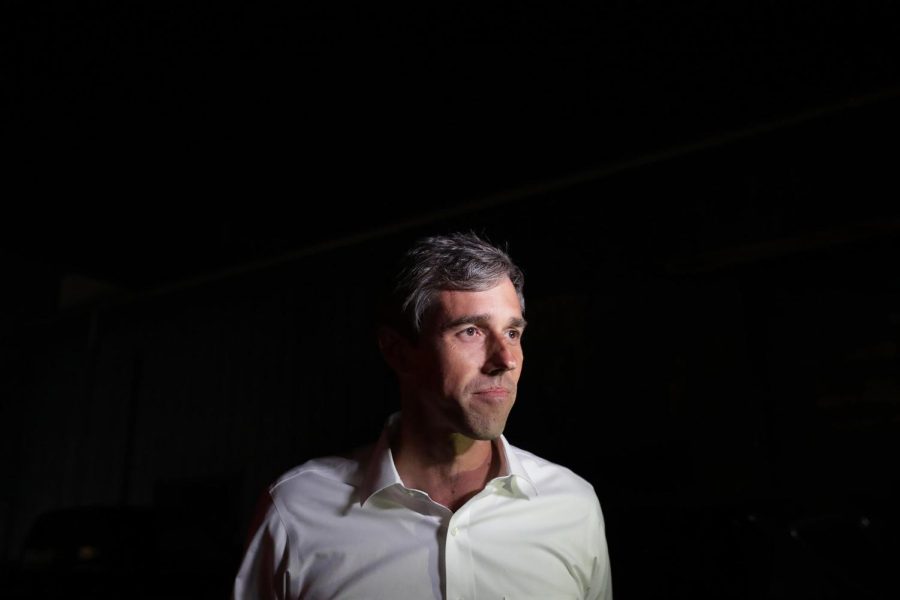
[495,432,539,498]
[358,412,538,505]
[358,413,405,505]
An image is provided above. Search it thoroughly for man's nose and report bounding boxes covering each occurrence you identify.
[483,334,518,374]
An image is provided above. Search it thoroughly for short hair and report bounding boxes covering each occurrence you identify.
[379,231,525,339]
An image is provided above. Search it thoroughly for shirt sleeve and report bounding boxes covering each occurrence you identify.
[587,498,613,600]
[232,492,290,600]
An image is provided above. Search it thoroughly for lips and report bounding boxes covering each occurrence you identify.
[473,387,511,399]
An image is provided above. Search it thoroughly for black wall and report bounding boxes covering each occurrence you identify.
[4,93,900,599]
[4,2,900,599]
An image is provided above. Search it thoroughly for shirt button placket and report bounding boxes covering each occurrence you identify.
[445,509,475,600]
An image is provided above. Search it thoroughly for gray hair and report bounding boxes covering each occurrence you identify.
[381,231,525,338]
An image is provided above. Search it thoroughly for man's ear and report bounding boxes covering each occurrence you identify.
[377,325,414,374]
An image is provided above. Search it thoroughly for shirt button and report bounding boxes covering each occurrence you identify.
[451,526,459,536]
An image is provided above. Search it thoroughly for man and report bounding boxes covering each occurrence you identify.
[233,231,613,599]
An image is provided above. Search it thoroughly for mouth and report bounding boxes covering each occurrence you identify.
[472,387,511,401]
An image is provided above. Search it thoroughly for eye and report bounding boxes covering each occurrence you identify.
[507,329,522,340]
[463,326,479,337]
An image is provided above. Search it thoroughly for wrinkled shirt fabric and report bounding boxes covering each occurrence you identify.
[233,414,612,600]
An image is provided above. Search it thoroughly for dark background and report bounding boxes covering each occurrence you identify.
[3,1,900,599]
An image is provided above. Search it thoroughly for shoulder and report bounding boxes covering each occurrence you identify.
[506,441,599,499]
[269,443,375,498]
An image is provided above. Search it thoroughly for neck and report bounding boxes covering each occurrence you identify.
[392,418,500,511]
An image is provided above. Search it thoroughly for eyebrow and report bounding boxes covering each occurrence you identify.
[440,313,528,332]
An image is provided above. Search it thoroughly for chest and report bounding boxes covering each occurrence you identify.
[278,491,594,599]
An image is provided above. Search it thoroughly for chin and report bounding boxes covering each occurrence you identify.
[465,417,508,441]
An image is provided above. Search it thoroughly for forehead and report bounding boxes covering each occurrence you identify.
[430,278,523,322]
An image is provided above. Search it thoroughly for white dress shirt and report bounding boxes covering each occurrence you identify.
[233,414,612,599]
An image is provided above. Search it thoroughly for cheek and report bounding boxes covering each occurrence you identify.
[437,340,478,363]
[437,347,481,384]
[511,353,524,382]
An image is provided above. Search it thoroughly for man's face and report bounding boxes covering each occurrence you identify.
[407,277,526,441]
